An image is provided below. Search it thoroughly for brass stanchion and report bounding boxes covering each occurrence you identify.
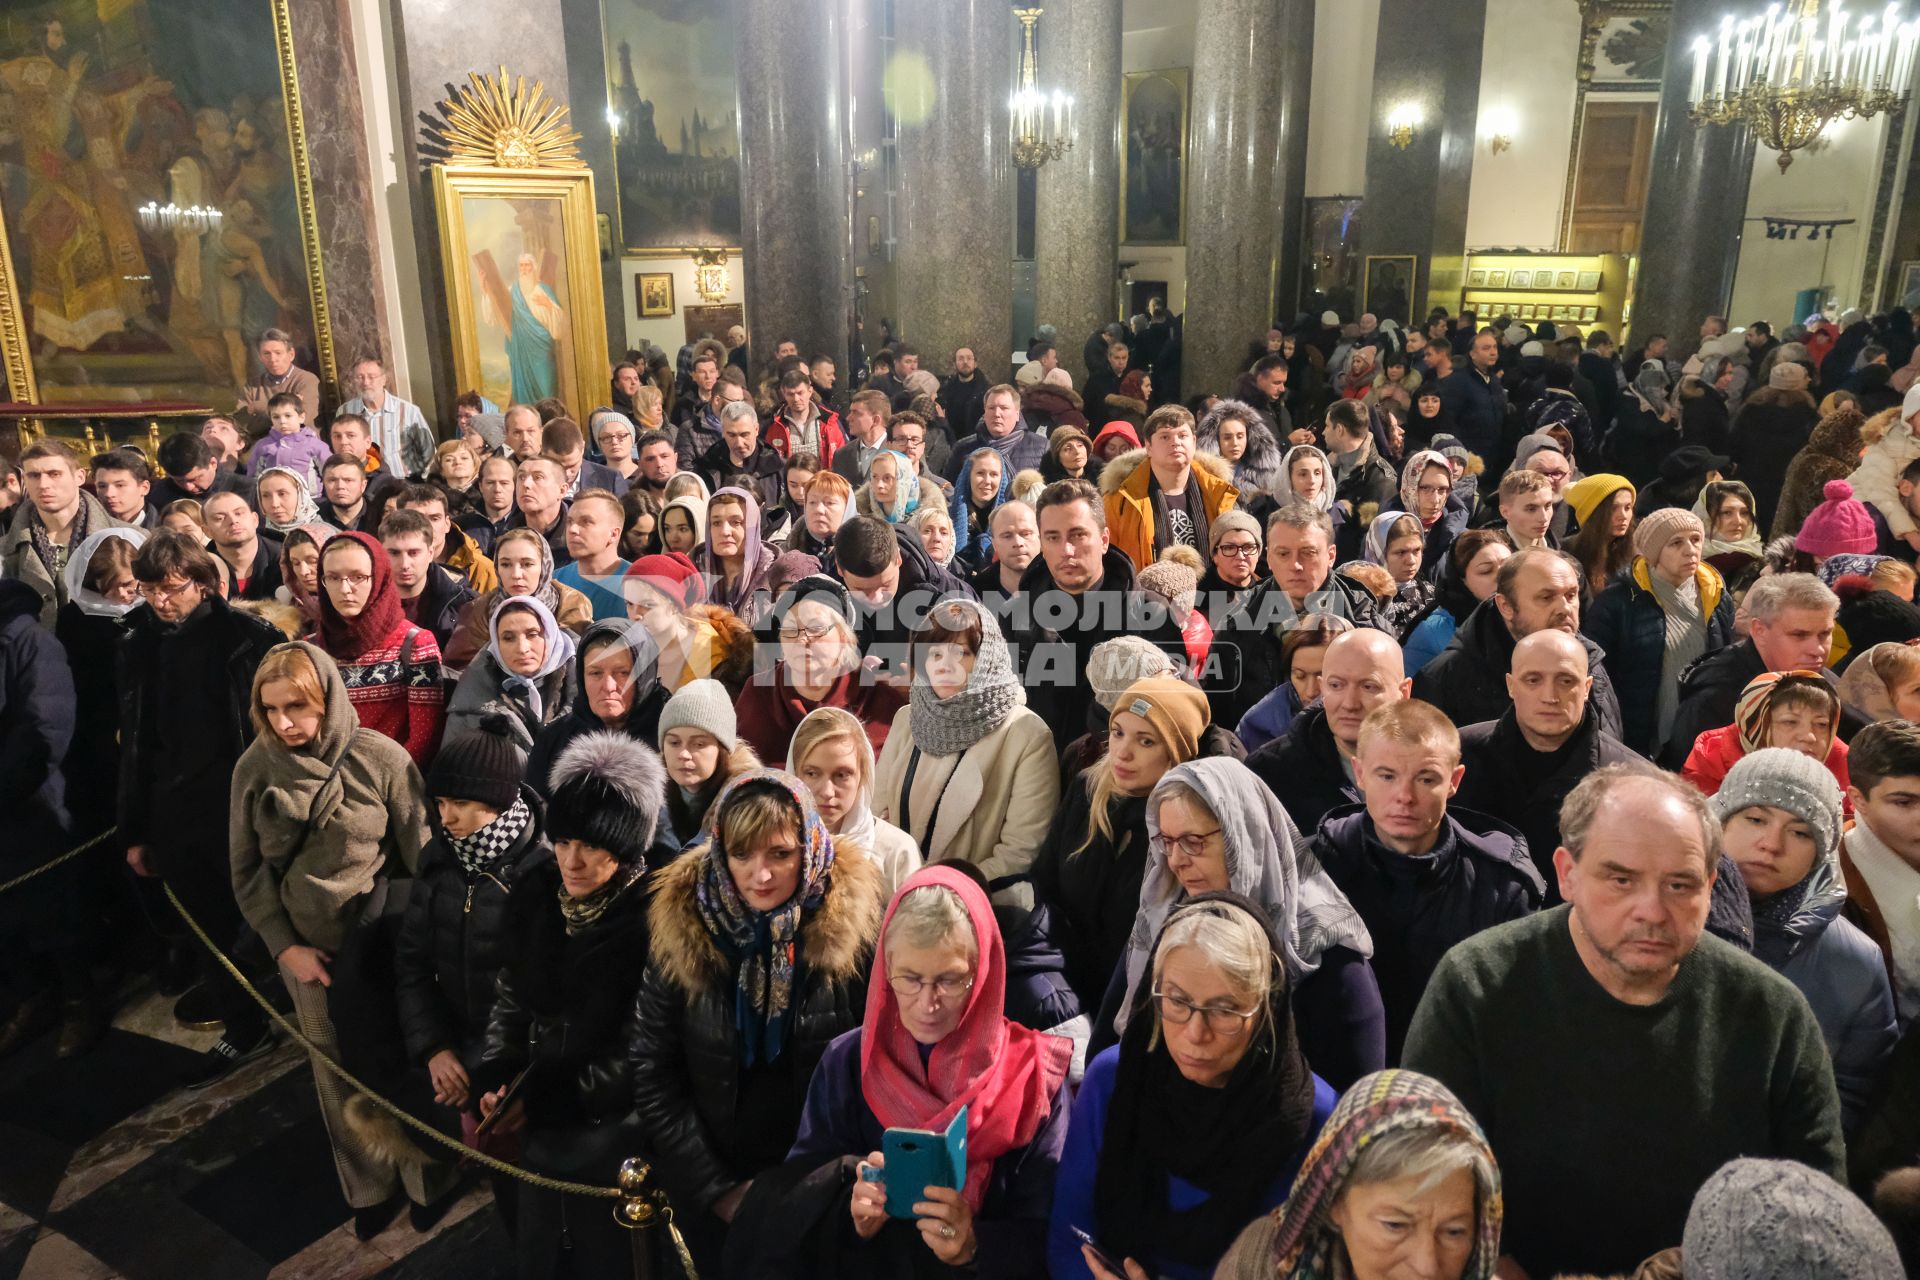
[615,1158,699,1280]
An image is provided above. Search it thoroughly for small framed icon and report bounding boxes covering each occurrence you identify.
[1488,270,1509,288]
[1468,269,1488,287]
[1582,305,1599,322]
[1509,270,1531,289]
[1576,270,1601,291]
[1556,271,1576,289]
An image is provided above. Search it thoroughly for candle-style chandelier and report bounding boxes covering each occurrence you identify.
[1010,7,1073,170]
[1688,0,1920,171]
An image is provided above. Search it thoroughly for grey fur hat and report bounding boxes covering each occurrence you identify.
[545,731,667,865]
[1683,1158,1902,1279]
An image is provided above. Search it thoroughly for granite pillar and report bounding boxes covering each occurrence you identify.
[739,0,851,372]
[1272,0,1315,320]
[1034,0,1121,363]
[893,0,1014,377]
[282,0,389,410]
[1360,0,1486,322]
[1184,0,1311,401]
[560,0,627,362]
[1636,0,1756,356]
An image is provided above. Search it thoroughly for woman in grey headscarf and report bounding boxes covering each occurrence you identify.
[1092,756,1384,1089]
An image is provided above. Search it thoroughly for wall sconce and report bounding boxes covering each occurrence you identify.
[1484,104,1517,155]
[691,247,730,302]
[1386,103,1422,150]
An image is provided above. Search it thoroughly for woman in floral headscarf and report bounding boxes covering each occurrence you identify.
[631,769,884,1270]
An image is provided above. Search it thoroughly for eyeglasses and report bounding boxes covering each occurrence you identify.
[1151,829,1222,862]
[779,620,839,644]
[323,572,372,590]
[1415,483,1453,497]
[1216,542,1260,558]
[138,579,197,602]
[1153,988,1258,1036]
[1533,468,1571,482]
[887,973,974,1001]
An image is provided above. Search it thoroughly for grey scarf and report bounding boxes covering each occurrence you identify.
[906,597,1026,757]
[1647,568,1707,745]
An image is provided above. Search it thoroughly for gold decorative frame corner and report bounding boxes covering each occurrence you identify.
[271,0,338,391]
[0,209,35,403]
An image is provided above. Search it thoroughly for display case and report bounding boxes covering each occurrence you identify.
[1460,252,1634,339]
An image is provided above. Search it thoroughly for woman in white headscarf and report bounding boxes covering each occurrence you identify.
[57,527,149,847]
[788,706,923,901]
[1093,756,1384,1090]
[446,595,578,749]
[255,465,323,536]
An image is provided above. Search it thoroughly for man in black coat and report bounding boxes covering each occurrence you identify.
[697,403,785,512]
[1413,548,1623,738]
[937,347,991,445]
[1247,628,1411,833]
[151,431,256,511]
[832,515,975,681]
[119,533,283,1085]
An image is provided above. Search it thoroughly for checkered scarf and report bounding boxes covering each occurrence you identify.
[448,796,532,875]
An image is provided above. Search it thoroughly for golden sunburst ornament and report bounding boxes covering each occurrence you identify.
[432,67,584,169]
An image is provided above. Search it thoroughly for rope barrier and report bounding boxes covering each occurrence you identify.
[0,828,118,895]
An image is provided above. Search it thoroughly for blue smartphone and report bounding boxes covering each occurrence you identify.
[878,1105,968,1219]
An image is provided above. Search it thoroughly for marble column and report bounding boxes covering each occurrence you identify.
[1359,0,1486,322]
[1272,0,1316,320]
[561,0,627,360]
[1185,0,1312,401]
[893,0,1014,377]
[283,0,389,410]
[739,0,851,372]
[1636,0,1756,356]
[1034,0,1122,365]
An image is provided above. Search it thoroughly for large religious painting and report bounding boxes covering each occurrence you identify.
[1121,68,1188,246]
[1364,255,1417,329]
[0,0,328,407]
[603,0,741,252]
[436,168,608,422]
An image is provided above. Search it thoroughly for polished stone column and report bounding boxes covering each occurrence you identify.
[1034,0,1122,364]
[1359,0,1486,322]
[1272,1,1315,320]
[1636,0,1756,355]
[560,0,626,360]
[1185,0,1313,400]
[739,0,850,372]
[893,0,1014,377]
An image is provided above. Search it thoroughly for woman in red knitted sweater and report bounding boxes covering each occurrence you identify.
[314,531,447,767]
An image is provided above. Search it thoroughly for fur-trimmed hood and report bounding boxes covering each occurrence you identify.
[1095,446,1236,499]
[687,602,756,694]
[646,831,883,997]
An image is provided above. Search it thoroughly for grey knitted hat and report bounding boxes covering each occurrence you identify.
[1682,1158,1902,1279]
[467,411,506,452]
[1087,635,1175,712]
[658,677,737,750]
[1208,509,1261,554]
[1711,747,1842,865]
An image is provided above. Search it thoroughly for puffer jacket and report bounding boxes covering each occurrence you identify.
[1206,572,1384,729]
[1097,447,1241,574]
[1030,777,1154,1008]
[1753,854,1900,1132]
[394,791,551,1069]
[629,839,883,1216]
[446,648,577,751]
[1412,597,1624,740]
[1245,703,1361,834]
[0,580,73,892]
[1583,558,1736,756]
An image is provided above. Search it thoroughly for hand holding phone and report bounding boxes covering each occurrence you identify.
[1072,1226,1125,1275]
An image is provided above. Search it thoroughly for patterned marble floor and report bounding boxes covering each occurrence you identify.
[0,986,512,1280]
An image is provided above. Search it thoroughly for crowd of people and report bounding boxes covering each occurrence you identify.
[4,304,1920,1280]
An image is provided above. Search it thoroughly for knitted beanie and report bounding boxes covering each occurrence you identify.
[624,551,706,610]
[1208,509,1261,554]
[1682,1157,1903,1280]
[774,573,856,631]
[1520,340,1545,358]
[544,731,667,865]
[767,550,824,597]
[1633,506,1704,563]
[1503,324,1528,345]
[467,412,506,452]
[425,712,524,811]
[1321,310,1340,327]
[1795,480,1878,557]
[1710,747,1843,865]
[1770,361,1809,391]
[1565,473,1635,526]
[1111,675,1211,763]
[1088,636,1175,712]
[1137,557,1200,611]
[659,677,737,750]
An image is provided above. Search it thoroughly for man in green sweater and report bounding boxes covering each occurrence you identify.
[1403,761,1843,1279]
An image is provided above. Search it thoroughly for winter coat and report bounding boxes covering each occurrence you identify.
[1583,559,1736,756]
[1206,573,1385,730]
[1311,804,1543,1059]
[1005,545,1141,742]
[733,663,906,769]
[1097,448,1240,573]
[1437,367,1508,461]
[1677,378,1732,455]
[1019,383,1088,434]
[873,701,1060,892]
[523,620,670,795]
[1773,406,1869,541]
[943,427,1049,481]
[1198,416,1285,499]
[697,439,786,514]
[1751,858,1899,1133]
[1680,724,1851,800]
[0,580,74,896]
[1847,413,1920,540]
[1526,389,1599,471]
[0,493,135,626]
[997,900,1089,1061]
[1331,454,1400,560]
[1658,640,1867,767]
[764,406,847,470]
[394,789,552,1069]
[405,562,475,652]
[116,596,285,900]
[443,583,594,672]
[1245,703,1360,834]
[1412,597,1624,740]
[1233,681,1304,754]
[1030,780,1155,1008]
[446,649,577,751]
[1727,388,1820,529]
[248,426,333,491]
[844,522,976,679]
[53,602,125,836]
[630,839,883,1217]
[1455,704,1646,895]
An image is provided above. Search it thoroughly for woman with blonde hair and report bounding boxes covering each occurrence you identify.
[790,706,922,899]
[1838,640,1920,723]
[428,437,483,507]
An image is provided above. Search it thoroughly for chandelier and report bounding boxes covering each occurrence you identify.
[1688,0,1920,171]
[1010,8,1072,170]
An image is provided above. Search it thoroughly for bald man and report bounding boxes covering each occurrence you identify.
[1454,629,1644,895]
[1248,627,1411,830]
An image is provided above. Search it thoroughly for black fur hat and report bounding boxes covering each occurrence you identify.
[545,731,667,865]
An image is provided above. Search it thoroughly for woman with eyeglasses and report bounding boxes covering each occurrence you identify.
[315,530,446,767]
[733,576,905,768]
[1047,896,1336,1280]
[631,770,883,1271]
[782,865,1073,1279]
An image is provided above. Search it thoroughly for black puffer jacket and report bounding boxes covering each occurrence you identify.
[1207,572,1385,728]
[629,839,883,1217]
[1029,775,1153,1008]
[54,602,125,836]
[1412,596,1624,740]
[1245,702,1360,834]
[473,858,650,1137]
[394,790,552,1070]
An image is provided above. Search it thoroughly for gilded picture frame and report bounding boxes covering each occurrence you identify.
[0,0,335,407]
[1363,255,1417,327]
[637,271,675,317]
[434,165,610,422]
[1121,67,1189,246]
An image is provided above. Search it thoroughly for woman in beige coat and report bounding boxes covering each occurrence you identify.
[872,597,1059,900]
[229,640,456,1238]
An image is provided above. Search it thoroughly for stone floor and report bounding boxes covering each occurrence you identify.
[0,986,513,1280]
